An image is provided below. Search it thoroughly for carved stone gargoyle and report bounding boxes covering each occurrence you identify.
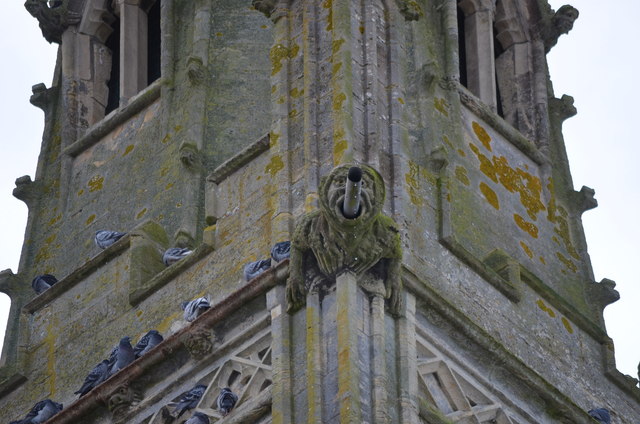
[286,164,402,315]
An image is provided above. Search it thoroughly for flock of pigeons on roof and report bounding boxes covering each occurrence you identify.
[13,232,291,424]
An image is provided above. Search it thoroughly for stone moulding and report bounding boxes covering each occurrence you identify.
[62,79,164,158]
[458,85,547,166]
[207,134,271,185]
[41,260,288,424]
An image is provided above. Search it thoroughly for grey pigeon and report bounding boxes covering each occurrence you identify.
[172,384,207,418]
[95,230,126,249]
[216,387,238,416]
[31,274,58,295]
[23,399,63,423]
[181,297,211,322]
[163,247,193,266]
[243,259,271,281]
[133,330,164,358]
[75,359,110,397]
[270,240,291,263]
[588,408,611,424]
[185,411,210,424]
[108,336,135,376]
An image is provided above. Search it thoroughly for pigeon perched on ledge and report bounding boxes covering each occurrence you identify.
[95,230,126,249]
[172,384,207,418]
[163,247,193,266]
[16,399,63,424]
[270,240,291,263]
[185,411,210,424]
[243,259,271,281]
[133,330,164,358]
[588,408,611,424]
[181,297,211,322]
[31,274,58,294]
[108,336,135,377]
[75,359,110,397]
[216,387,239,416]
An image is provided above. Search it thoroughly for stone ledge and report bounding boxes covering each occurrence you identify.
[63,79,164,158]
[458,86,547,166]
[22,234,131,314]
[208,134,271,184]
[128,243,214,306]
[0,372,26,400]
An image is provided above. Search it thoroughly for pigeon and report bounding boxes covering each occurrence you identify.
[133,330,164,358]
[185,411,210,424]
[172,384,207,418]
[95,230,126,249]
[31,274,58,294]
[243,259,271,281]
[74,359,110,397]
[163,247,193,266]
[588,408,611,424]
[216,387,238,416]
[108,336,135,377]
[181,297,211,322]
[22,399,63,423]
[270,241,291,263]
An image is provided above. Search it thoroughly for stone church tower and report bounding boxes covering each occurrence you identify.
[1,0,638,422]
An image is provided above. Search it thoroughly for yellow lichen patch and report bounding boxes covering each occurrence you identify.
[174,125,183,132]
[454,166,470,186]
[49,214,62,226]
[539,256,546,264]
[556,252,578,273]
[290,87,304,98]
[270,44,289,76]
[270,132,281,147]
[333,139,348,164]
[305,192,319,212]
[216,32,223,36]
[398,97,405,105]
[261,25,268,29]
[514,214,538,238]
[552,236,560,245]
[332,38,345,54]
[359,25,365,34]
[561,317,574,334]
[77,189,84,196]
[468,146,545,219]
[165,183,173,190]
[550,204,580,259]
[265,155,285,177]
[333,92,347,111]
[136,310,143,317]
[457,149,466,157]
[88,175,104,192]
[479,182,499,210]
[277,96,285,104]
[122,145,134,156]
[176,202,182,208]
[519,241,533,259]
[322,0,333,30]
[332,62,342,75]
[405,162,423,206]
[472,121,492,151]
[434,97,449,116]
[86,214,96,225]
[136,208,148,219]
[536,299,556,318]
[289,109,299,119]
[443,135,454,149]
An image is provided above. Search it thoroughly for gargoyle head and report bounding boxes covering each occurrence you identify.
[319,163,385,230]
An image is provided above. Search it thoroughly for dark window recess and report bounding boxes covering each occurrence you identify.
[147,0,161,84]
[492,24,504,117]
[105,18,121,115]
[457,6,467,88]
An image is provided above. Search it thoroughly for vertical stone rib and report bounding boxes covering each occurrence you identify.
[329,0,356,165]
[268,286,293,424]
[397,291,418,423]
[306,290,324,424]
[336,272,362,423]
[362,0,379,169]
[303,0,321,211]
[371,294,389,424]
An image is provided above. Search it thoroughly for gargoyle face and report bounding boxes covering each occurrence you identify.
[554,5,579,34]
[321,164,385,228]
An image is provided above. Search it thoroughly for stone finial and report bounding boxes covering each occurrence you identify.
[286,164,402,315]
[541,4,579,53]
[569,186,597,214]
[24,0,82,44]
[587,278,620,314]
[549,94,577,123]
[13,175,40,208]
[30,83,56,112]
